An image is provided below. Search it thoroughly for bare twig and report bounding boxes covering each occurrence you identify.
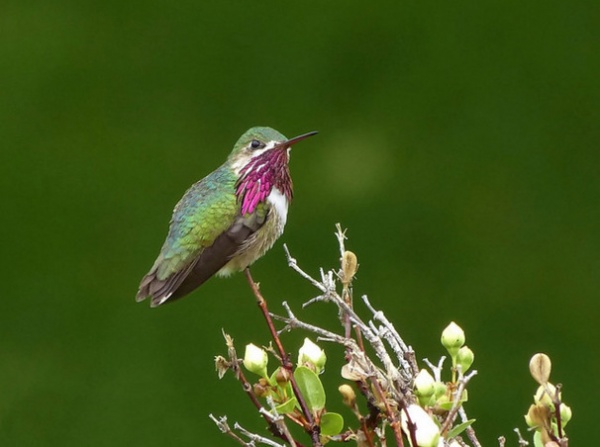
[459,407,482,447]
[210,415,252,446]
[283,244,327,293]
[361,295,414,378]
[235,422,287,447]
[423,357,446,383]
[334,223,347,258]
[262,397,298,447]
[514,427,529,446]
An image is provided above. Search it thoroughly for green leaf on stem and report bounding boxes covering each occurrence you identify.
[446,419,475,438]
[294,366,326,411]
[275,397,298,415]
[320,412,344,436]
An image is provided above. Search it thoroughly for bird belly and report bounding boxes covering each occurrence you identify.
[217,188,288,275]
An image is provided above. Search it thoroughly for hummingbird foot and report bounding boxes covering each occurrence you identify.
[243,268,264,306]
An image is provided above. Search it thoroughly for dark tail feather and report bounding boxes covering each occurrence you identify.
[136,258,199,307]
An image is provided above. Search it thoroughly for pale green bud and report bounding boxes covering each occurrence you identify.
[243,343,268,378]
[419,394,436,408]
[414,369,436,397]
[534,383,559,407]
[456,346,475,373]
[401,404,440,447]
[560,403,572,427]
[433,381,447,399]
[441,322,465,356]
[298,338,327,374]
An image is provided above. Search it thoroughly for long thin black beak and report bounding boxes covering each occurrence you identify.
[277,130,318,149]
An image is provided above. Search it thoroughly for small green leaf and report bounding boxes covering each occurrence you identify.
[447,419,475,438]
[320,412,344,436]
[275,397,298,415]
[294,366,326,411]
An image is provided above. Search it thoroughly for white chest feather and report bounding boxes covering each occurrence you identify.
[217,187,289,276]
[267,187,289,226]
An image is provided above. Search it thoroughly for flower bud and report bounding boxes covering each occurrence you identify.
[401,404,440,447]
[274,367,290,386]
[338,384,356,408]
[243,343,268,378]
[441,322,465,356]
[253,381,270,398]
[560,403,572,427]
[525,403,550,428]
[298,338,327,374]
[529,353,552,385]
[433,381,447,399]
[342,251,358,284]
[414,369,436,398]
[534,383,559,407]
[457,346,475,373]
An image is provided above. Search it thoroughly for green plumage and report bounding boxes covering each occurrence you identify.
[154,165,239,280]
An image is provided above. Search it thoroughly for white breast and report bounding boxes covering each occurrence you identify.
[267,187,289,226]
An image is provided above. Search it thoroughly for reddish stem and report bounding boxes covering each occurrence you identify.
[244,269,322,447]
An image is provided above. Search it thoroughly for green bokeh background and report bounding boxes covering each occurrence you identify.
[2,0,598,445]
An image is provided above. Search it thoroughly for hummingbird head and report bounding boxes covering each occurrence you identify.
[228,127,316,170]
[230,126,317,215]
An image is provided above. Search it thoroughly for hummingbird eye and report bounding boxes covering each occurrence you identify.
[250,139,264,150]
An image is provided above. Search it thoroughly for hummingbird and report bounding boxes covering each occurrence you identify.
[136,126,318,307]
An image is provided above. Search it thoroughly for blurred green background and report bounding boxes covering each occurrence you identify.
[2,0,598,445]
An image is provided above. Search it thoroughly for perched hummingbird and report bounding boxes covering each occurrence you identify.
[136,126,317,307]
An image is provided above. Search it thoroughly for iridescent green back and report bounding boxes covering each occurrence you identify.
[154,164,239,280]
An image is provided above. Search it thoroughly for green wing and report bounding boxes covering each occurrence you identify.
[158,171,239,279]
[136,166,241,305]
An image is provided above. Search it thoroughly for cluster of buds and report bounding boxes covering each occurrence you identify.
[242,338,344,438]
[403,322,476,447]
[525,353,571,446]
[441,321,474,376]
[413,322,474,408]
